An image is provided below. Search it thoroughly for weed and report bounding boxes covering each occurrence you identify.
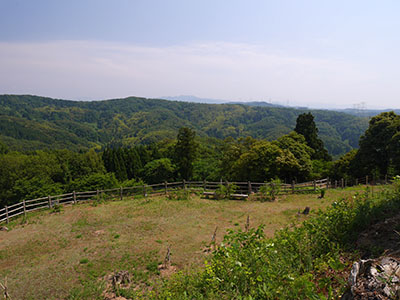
[67,280,104,300]
[166,189,191,201]
[71,216,90,232]
[80,258,89,264]
[146,261,160,275]
[259,179,282,202]
[52,204,63,213]
[215,183,238,200]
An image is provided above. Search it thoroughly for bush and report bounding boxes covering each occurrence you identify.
[167,189,191,201]
[214,183,238,200]
[258,179,281,202]
[12,177,64,200]
[67,173,118,192]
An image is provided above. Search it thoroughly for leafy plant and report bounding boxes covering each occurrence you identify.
[259,179,281,202]
[214,183,238,200]
[51,204,63,213]
[166,189,191,201]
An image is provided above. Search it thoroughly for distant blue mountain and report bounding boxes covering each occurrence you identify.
[161,95,227,104]
[162,95,283,107]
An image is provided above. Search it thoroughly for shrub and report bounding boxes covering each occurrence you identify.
[166,189,191,201]
[67,173,118,192]
[12,177,64,201]
[259,179,281,202]
[214,183,238,200]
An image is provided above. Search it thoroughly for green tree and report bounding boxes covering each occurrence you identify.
[174,127,197,180]
[231,140,284,182]
[331,150,357,180]
[12,177,63,201]
[67,173,118,192]
[294,113,331,161]
[219,137,256,180]
[352,111,400,177]
[275,132,314,181]
[143,158,175,184]
[0,141,8,154]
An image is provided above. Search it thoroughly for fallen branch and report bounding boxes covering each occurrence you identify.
[0,277,12,300]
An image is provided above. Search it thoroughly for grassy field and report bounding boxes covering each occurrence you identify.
[0,187,372,299]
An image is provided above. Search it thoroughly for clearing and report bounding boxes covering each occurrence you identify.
[0,187,369,299]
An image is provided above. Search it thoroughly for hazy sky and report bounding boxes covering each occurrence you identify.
[1,0,400,109]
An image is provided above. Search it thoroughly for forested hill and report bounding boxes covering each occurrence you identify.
[0,94,368,156]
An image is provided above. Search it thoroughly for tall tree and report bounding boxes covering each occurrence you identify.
[352,111,400,177]
[294,113,331,161]
[174,127,197,180]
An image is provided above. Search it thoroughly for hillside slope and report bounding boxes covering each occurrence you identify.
[0,94,369,156]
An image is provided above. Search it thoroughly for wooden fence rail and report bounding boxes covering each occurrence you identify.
[0,175,391,224]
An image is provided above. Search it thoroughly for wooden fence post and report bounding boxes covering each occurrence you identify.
[313,180,316,192]
[341,178,344,189]
[5,206,8,224]
[356,178,358,186]
[345,178,347,188]
[143,185,146,198]
[203,180,206,190]
[23,199,26,217]
[183,179,186,190]
[366,175,369,185]
[335,180,337,189]
[120,186,123,201]
[385,174,388,184]
[248,181,252,194]
[165,181,168,194]
[73,191,77,204]
[96,190,99,201]
[48,195,52,208]
[291,181,295,194]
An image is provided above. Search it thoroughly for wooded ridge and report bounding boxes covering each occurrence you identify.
[0,94,368,156]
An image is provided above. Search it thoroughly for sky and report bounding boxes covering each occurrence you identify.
[1,0,400,109]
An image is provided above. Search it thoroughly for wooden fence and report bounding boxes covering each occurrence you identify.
[0,175,390,224]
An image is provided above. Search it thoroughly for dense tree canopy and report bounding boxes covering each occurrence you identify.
[0,94,368,157]
[352,111,400,178]
[294,113,331,161]
[174,127,197,180]
[1,109,396,208]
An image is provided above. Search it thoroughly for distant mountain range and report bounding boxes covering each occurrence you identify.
[0,94,371,157]
[162,95,284,107]
[163,95,399,117]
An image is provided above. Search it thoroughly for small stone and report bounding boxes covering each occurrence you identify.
[349,262,360,286]
[383,286,392,297]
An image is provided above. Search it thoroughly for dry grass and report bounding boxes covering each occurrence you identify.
[0,187,369,299]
